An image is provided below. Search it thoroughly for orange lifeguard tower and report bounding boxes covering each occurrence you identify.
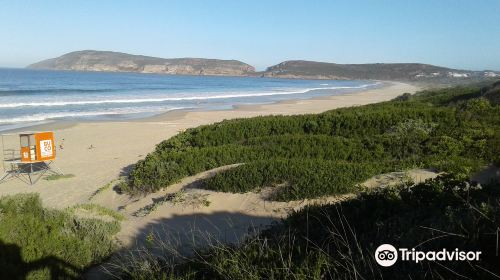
[19,132,56,163]
[1,131,62,185]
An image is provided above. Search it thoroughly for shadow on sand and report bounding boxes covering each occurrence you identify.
[119,163,135,178]
[86,211,278,279]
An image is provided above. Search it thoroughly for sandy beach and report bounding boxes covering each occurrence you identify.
[0,81,421,248]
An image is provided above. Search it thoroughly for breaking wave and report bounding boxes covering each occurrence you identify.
[0,84,376,109]
[0,107,186,123]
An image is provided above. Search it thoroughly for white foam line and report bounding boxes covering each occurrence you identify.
[0,107,187,123]
[0,84,376,108]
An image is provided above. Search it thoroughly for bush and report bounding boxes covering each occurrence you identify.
[0,194,120,279]
[115,175,500,279]
[204,159,388,200]
[126,83,499,201]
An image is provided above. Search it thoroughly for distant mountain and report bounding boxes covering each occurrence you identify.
[260,60,500,82]
[28,50,255,76]
[28,51,500,82]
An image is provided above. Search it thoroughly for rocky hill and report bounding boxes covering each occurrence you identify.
[28,51,499,82]
[261,60,500,82]
[28,50,255,76]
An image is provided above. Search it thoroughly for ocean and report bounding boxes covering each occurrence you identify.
[0,68,380,131]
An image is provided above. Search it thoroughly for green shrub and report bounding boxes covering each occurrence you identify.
[116,175,500,280]
[126,82,499,201]
[0,194,120,279]
[204,159,389,200]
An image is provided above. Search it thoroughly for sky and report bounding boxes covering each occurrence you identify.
[0,0,499,71]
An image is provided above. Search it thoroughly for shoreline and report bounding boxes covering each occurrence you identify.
[0,81,419,209]
[1,80,388,134]
[4,80,407,133]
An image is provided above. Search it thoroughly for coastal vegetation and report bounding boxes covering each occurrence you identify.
[118,174,500,279]
[262,60,500,82]
[126,81,500,201]
[1,81,498,279]
[113,81,500,279]
[0,194,120,279]
[43,173,75,181]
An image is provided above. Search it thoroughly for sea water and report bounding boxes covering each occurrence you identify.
[0,68,380,131]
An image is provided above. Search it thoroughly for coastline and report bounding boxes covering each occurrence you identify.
[0,78,386,134]
[0,81,419,210]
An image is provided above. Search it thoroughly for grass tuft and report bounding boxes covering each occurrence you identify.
[43,173,75,181]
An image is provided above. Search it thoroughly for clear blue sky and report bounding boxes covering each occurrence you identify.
[1,0,499,70]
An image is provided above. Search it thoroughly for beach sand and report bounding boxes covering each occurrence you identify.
[0,81,421,249]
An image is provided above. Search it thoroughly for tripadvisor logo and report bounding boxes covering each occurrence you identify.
[375,244,398,267]
[374,244,481,267]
